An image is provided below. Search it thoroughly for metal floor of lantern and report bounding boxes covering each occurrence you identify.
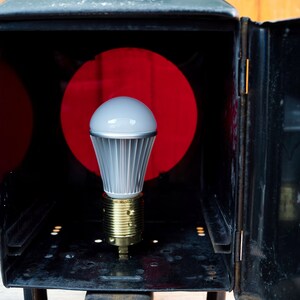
[5,221,230,293]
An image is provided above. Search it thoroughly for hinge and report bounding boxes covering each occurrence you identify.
[240,230,244,261]
[239,56,249,96]
[245,58,249,95]
[235,230,244,262]
[233,230,244,294]
[236,17,249,261]
[234,229,244,295]
[234,17,250,294]
[239,17,250,96]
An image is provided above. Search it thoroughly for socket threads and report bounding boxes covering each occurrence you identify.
[102,193,144,256]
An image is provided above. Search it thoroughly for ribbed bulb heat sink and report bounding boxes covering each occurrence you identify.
[90,136,155,199]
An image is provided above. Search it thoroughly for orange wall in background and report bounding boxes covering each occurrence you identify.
[227,0,300,21]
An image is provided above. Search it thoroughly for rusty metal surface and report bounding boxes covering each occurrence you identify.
[0,0,237,20]
[85,292,152,300]
[5,222,230,292]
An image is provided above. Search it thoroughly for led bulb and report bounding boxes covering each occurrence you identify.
[90,96,157,198]
[90,96,157,258]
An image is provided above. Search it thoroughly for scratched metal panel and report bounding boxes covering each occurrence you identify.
[0,0,238,19]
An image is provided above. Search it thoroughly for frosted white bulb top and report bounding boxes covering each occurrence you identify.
[90,96,157,138]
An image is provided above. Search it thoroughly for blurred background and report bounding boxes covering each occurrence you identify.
[228,0,300,21]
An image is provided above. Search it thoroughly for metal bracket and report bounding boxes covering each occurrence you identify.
[85,292,153,300]
[23,288,48,300]
[239,17,250,97]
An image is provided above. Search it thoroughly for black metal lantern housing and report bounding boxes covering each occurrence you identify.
[0,1,300,300]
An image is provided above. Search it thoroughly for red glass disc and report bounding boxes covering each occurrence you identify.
[60,47,198,180]
[0,61,33,180]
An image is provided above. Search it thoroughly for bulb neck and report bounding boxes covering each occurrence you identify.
[102,193,144,259]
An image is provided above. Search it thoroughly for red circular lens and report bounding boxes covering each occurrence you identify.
[0,61,33,180]
[61,47,198,180]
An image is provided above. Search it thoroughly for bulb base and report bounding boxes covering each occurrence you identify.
[102,193,144,259]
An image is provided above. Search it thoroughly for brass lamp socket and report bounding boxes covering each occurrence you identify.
[102,193,144,258]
